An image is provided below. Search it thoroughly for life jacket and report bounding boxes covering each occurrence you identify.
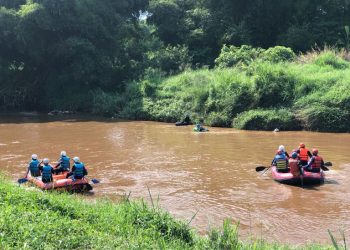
[60,156,70,170]
[42,164,52,180]
[288,158,299,176]
[29,159,40,175]
[274,155,288,169]
[311,155,322,169]
[73,162,84,178]
[299,148,309,161]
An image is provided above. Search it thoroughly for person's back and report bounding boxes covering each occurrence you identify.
[41,158,53,183]
[306,148,324,173]
[272,150,288,173]
[28,154,40,177]
[288,152,300,176]
[56,151,70,173]
[70,157,87,180]
[297,143,311,166]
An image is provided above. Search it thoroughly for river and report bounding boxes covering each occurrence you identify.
[0,114,349,245]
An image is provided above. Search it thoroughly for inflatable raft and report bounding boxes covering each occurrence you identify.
[26,171,92,192]
[193,127,209,132]
[271,166,324,185]
[175,121,190,126]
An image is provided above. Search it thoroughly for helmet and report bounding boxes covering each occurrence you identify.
[31,154,38,160]
[278,145,285,152]
[277,150,283,155]
[60,151,66,156]
[73,156,80,163]
[312,148,318,155]
[299,143,305,148]
[291,152,298,159]
[43,158,49,164]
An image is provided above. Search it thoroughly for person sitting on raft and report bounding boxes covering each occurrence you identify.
[288,152,301,176]
[305,148,325,173]
[28,154,41,177]
[278,145,289,158]
[272,150,289,173]
[297,143,312,166]
[54,150,70,174]
[40,158,54,183]
[66,157,88,180]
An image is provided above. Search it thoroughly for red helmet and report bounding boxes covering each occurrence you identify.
[299,143,305,148]
[277,150,283,155]
[312,148,318,155]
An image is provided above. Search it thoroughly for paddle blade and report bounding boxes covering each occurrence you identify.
[321,166,329,171]
[91,178,100,184]
[324,162,332,166]
[17,178,28,184]
[256,166,267,172]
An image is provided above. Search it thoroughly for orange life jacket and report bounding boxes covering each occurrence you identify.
[288,159,299,176]
[311,155,322,169]
[299,148,309,161]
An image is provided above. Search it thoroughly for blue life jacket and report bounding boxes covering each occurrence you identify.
[29,159,40,175]
[73,162,84,178]
[60,156,70,170]
[274,154,288,169]
[42,164,52,180]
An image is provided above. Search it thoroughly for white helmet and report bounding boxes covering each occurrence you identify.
[31,154,38,160]
[278,145,285,152]
[73,156,80,163]
[60,151,66,156]
[43,158,49,164]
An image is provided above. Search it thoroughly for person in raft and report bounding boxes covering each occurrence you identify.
[288,152,301,176]
[272,150,289,173]
[66,157,88,180]
[278,145,289,158]
[296,143,312,166]
[305,148,325,173]
[28,154,41,177]
[54,150,70,174]
[40,158,54,183]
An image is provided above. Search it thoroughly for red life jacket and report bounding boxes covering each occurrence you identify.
[299,148,309,161]
[288,159,299,176]
[311,155,322,169]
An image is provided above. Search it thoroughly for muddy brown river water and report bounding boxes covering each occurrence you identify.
[0,114,349,245]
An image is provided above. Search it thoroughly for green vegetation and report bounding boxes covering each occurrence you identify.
[0,177,338,249]
[108,48,349,132]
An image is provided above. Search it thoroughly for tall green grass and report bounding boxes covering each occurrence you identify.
[0,177,336,249]
[92,48,350,132]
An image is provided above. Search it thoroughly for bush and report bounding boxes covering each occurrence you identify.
[215,45,264,68]
[313,51,349,69]
[91,90,124,116]
[205,112,231,127]
[297,105,350,132]
[232,109,300,130]
[261,46,296,63]
[252,63,296,107]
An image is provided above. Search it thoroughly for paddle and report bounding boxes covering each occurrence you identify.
[255,166,268,172]
[83,176,100,184]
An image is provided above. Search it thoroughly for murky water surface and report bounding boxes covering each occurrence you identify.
[1,114,349,244]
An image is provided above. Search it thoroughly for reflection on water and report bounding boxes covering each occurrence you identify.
[0,114,349,245]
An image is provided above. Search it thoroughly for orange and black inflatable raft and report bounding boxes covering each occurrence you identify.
[26,171,92,192]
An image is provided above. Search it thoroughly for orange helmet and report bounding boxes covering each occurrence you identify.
[299,143,305,148]
[312,148,318,155]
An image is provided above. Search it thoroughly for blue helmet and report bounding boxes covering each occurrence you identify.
[291,152,298,159]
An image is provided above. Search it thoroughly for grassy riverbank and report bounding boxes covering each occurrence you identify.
[94,48,350,132]
[0,177,336,249]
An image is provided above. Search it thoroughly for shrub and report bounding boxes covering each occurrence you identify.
[215,45,264,68]
[261,46,296,63]
[205,112,231,127]
[91,90,124,117]
[232,109,300,130]
[313,51,349,69]
[297,105,350,132]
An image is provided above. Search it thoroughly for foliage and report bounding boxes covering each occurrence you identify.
[261,46,296,63]
[215,45,265,68]
[232,109,300,130]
